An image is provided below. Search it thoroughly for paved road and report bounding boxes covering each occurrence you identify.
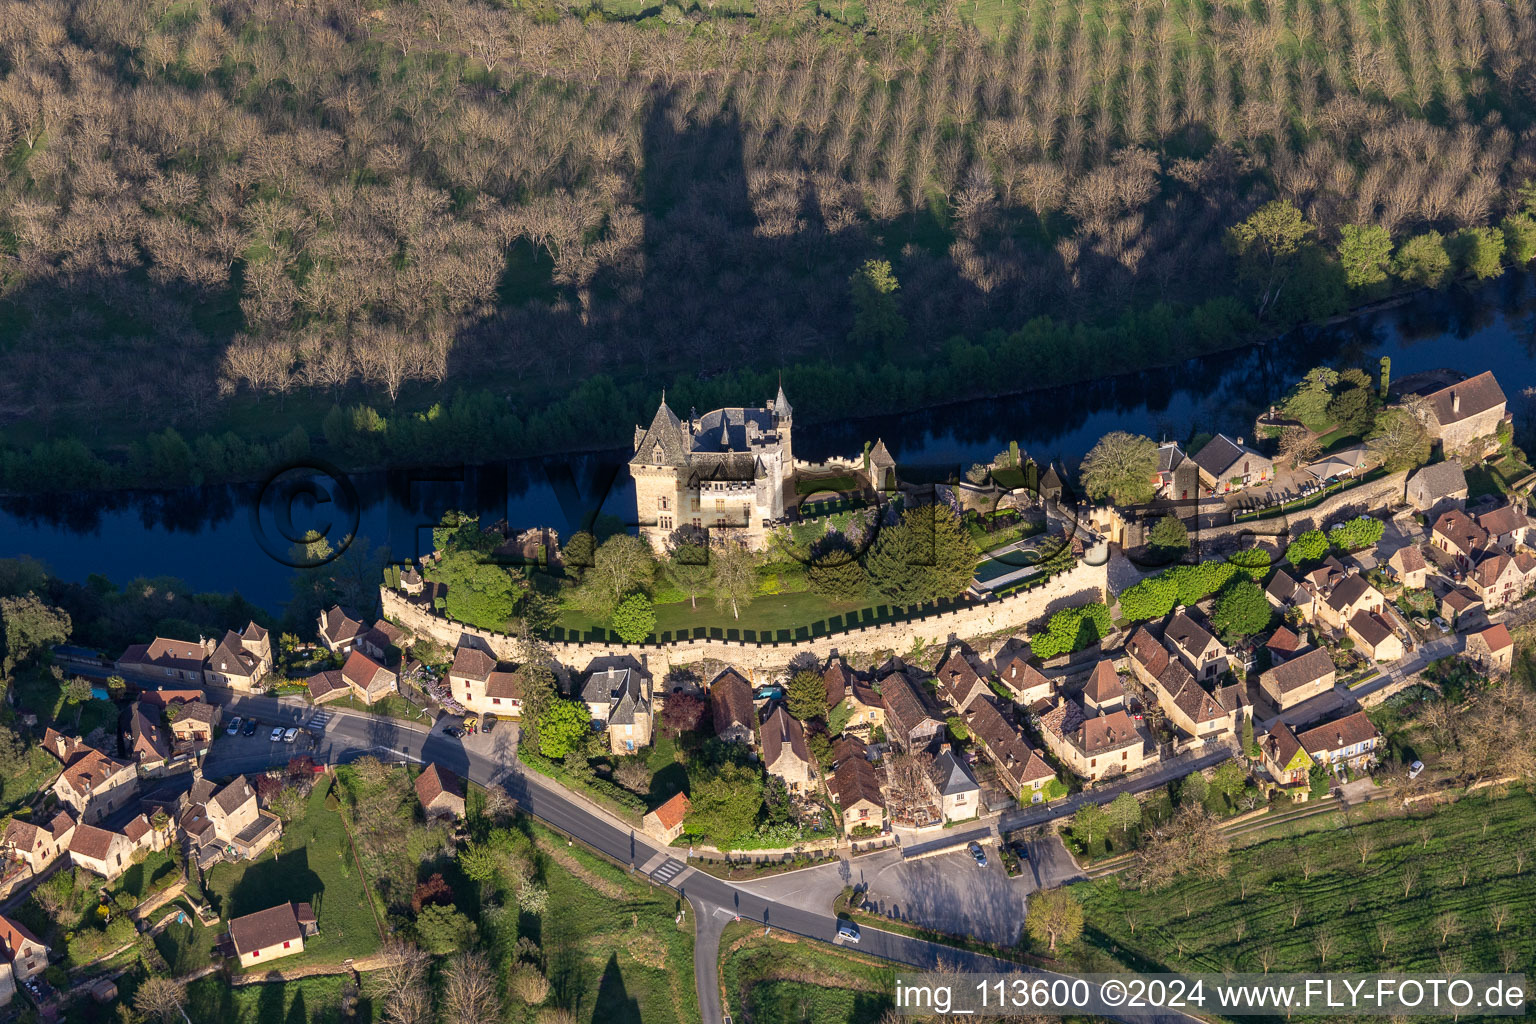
[204,691,1199,1024]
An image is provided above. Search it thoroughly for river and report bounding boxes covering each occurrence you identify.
[5,272,1534,612]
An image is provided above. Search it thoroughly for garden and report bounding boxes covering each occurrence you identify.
[719,919,894,1024]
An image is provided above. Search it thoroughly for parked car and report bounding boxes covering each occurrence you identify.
[1011,841,1030,860]
[1409,761,1425,780]
[270,726,285,742]
[1413,618,1430,629]
[836,920,860,943]
[968,841,988,868]
[1432,617,1449,632]
[226,716,242,736]
[283,727,299,743]
[243,719,259,736]
[444,727,463,739]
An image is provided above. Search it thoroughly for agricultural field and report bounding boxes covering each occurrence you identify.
[1075,788,1536,976]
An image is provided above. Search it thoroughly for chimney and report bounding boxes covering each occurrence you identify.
[1236,436,1245,447]
[1452,391,1461,414]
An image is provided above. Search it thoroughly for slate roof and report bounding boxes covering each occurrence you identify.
[1325,574,1374,613]
[1407,460,1467,503]
[630,400,690,467]
[212,776,255,816]
[1266,569,1300,604]
[1421,371,1506,427]
[1260,647,1335,694]
[964,697,1054,785]
[1165,609,1218,660]
[320,606,364,646]
[1192,434,1264,478]
[1263,721,1307,773]
[117,637,205,675]
[306,670,348,702]
[208,630,260,678]
[926,749,979,797]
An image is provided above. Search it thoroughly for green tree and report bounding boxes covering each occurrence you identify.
[1394,231,1452,288]
[1031,603,1113,660]
[1328,517,1385,552]
[945,714,969,741]
[1378,356,1391,400]
[609,594,655,643]
[1226,200,1315,318]
[415,903,478,954]
[803,535,871,602]
[1451,226,1506,280]
[1106,792,1142,835]
[1080,431,1158,505]
[786,670,828,722]
[1025,888,1083,953]
[1366,409,1431,472]
[1337,224,1393,293]
[1072,803,1110,847]
[1502,213,1536,266]
[577,534,655,618]
[1285,530,1330,569]
[1326,382,1377,435]
[0,593,71,677]
[864,505,978,605]
[1147,516,1189,559]
[1166,561,1241,606]
[1283,366,1339,427]
[849,259,907,358]
[708,543,758,620]
[665,538,711,610]
[430,551,522,631]
[562,531,596,575]
[433,511,493,555]
[685,760,765,847]
[1226,548,1273,583]
[536,698,590,760]
[1179,770,1209,808]
[1209,761,1247,806]
[826,699,854,736]
[1118,574,1179,623]
[1212,580,1271,640]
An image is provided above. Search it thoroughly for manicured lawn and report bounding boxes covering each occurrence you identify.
[152,900,219,976]
[203,784,381,968]
[183,973,364,1024]
[1074,788,1536,975]
[719,919,894,1024]
[116,849,180,901]
[529,822,701,1024]
[795,473,859,495]
[327,693,432,725]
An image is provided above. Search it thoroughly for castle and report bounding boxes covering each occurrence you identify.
[630,387,794,552]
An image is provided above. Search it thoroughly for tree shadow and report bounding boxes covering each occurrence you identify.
[219,847,325,920]
[592,950,642,1024]
[647,762,688,804]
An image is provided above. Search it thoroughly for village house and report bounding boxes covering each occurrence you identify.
[178,774,282,869]
[305,669,350,704]
[1386,545,1429,590]
[129,702,171,772]
[415,764,466,820]
[66,823,137,881]
[1264,569,1319,620]
[1431,508,1490,571]
[1465,623,1514,674]
[1264,625,1304,664]
[1038,699,1147,781]
[1296,710,1381,773]
[0,916,48,985]
[1346,610,1404,662]
[168,700,220,747]
[340,649,397,705]
[447,641,523,717]
[709,669,755,745]
[1163,608,1229,681]
[1,811,76,875]
[317,605,367,654]
[828,737,884,835]
[1259,721,1313,796]
[1079,660,1125,713]
[1404,460,1468,515]
[1440,586,1486,629]
[1410,371,1509,456]
[1153,442,1200,500]
[202,623,273,691]
[878,670,944,751]
[993,642,1052,706]
[1153,658,1246,741]
[642,792,691,844]
[1190,434,1273,494]
[962,697,1055,802]
[761,706,814,795]
[580,657,653,754]
[934,647,991,714]
[50,744,137,824]
[923,745,980,823]
[1316,573,1387,631]
[823,658,884,734]
[1258,646,1337,711]
[356,621,405,661]
[228,902,317,969]
[629,390,794,552]
[1468,550,1529,610]
[114,636,208,686]
[1477,502,1530,550]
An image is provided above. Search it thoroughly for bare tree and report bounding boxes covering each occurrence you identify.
[443,951,500,1020]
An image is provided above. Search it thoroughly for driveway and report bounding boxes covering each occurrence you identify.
[1010,832,1083,892]
[863,848,1025,946]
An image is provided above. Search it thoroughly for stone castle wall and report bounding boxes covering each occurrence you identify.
[381,554,1110,679]
[1190,470,1411,553]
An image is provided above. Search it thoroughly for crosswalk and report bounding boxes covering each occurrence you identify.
[650,859,687,886]
[307,710,332,731]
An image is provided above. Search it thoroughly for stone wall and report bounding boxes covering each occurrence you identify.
[1193,470,1410,553]
[381,554,1110,678]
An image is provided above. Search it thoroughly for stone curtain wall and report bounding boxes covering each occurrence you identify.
[381,555,1110,677]
[1194,470,1410,553]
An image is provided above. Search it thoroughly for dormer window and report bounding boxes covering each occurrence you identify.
[653,444,663,463]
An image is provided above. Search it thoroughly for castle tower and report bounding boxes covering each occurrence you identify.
[773,382,793,476]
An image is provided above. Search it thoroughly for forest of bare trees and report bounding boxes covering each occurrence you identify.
[2,0,1536,481]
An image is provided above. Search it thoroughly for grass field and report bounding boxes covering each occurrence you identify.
[203,784,382,969]
[1074,788,1536,976]
[719,919,895,1024]
[183,974,364,1024]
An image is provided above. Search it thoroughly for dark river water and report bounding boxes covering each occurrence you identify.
[5,272,1534,612]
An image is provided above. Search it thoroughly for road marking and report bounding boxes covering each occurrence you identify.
[650,859,687,885]
[308,710,332,731]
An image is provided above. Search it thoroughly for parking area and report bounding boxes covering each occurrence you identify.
[210,706,326,762]
[862,846,1025,946]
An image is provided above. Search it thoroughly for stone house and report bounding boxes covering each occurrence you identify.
[51,745,137,825]
[1038,700,1147,781]
[1153,441,1200,500]
[1264,625,1304,664]
[1259,721,1313,795]
[761,706,814,795]
[1297,710,1381,772]
[1190,434,1273,494]
[1149,658,1245,741]
[1079,660,1125,712]
[993,642,1052,706]
[1264,569,1319,620]
[340,649,397,705]
[923,746,980,823]
[642,793,691,844]
[129,702,171,772]
[629,391,793,553]
[1315,573,1386,631]
[1440,587,1485,628]
[318,605,366,654]
[66,823,137,880]
[1,811,76,875]
[580,657,653,754]
[1386,545,1429,590]
[305,669,350,705]
[1346,611,1404,662]
[709,669,755,745]
[1477,502,1531,551]
[177,774,281,869]
[0,916,47,984]
[1412,371,1509,456]
[447,641,524,717]
[168,700,220,747]
[356,621,405,662]
[1163,608,1229,681]
[828,738,884,835]
[1431,509,1489,571]
[1465,623,1514,674]
[1404,460,1468,515]
[203,623,272,691]
[228,902,317,969]
[934,647,991,714]
[878,670,944,751]
[1258,647,1336,710]
[962,697,1054,802]
[1467,551,1526,610]
[114,637,208,686]
[415,764,466,819]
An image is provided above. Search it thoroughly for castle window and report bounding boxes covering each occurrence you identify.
[653,444,663,463]
[659,516,672,530]
[659,496,669,510]
[715,499,724,511]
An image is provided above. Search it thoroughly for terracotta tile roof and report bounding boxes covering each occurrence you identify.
[1421,370,1506,427]
[1471,622,1513,652]
[709,669,754,736]
[830,735,868,767]
[934,648,985,708]
[1126,627,1169,677]
[486,669,522,700]
[1389,546,1427,573]
[121,815,152,844]
[415,763,462,808]
[1442,587,1482,613]
[450,644,496,682]
[830,754,883,809]
[228,903,304,955]
[1325,574,1373,613]
[1266,626,1301,653]
[306,670,348,701]
[341,649,390,690]
[1432,509,1489,557]
[1079,709,1141,756]
[175,700,220,726]
[58,748,131,800]
[760,706,810,771]
[1260,647,1336,695]
[0,914,44,959]
[649,792,690,831]
[1297,710,1380,755]
[1472,552,1515,589]
[847,680,881,708]
[320,606,364,646]
[1081,660,1123,705]
[68,823,121,862]
[964,698,1054,785]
